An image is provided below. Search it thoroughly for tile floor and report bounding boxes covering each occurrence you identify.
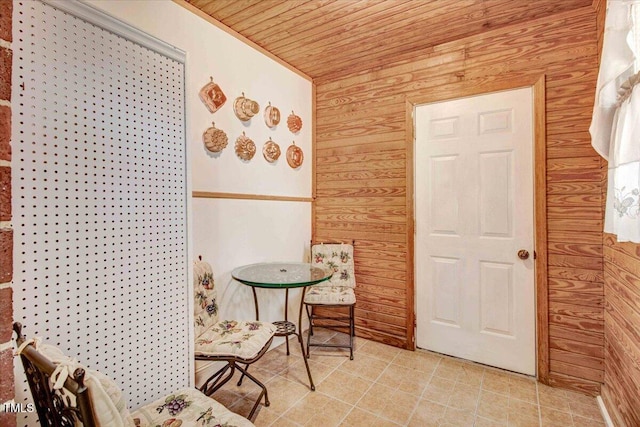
[212,328,606,427]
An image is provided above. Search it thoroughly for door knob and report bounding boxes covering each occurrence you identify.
[517,250,530,260]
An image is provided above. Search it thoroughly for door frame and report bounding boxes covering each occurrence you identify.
[405,75,549,382]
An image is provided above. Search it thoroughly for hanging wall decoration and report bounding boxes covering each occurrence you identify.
[202,122,228,153]
[264,102,281,128]
[198,77,227,113]
[287,111,303,133]
[286,141,304,168]
[235,132,256,161]
[233,92,260,121]
[262,137,281,163]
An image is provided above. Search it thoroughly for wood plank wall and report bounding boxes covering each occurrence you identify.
[313,5,605,392]
[602,236,640,426]
[596,0,640,423]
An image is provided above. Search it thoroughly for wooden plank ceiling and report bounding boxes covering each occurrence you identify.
[186,0,593,81]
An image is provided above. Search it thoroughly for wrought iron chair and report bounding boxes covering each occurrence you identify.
[13,321,255,427]
[193,258,276,420]
[305,241,356,360]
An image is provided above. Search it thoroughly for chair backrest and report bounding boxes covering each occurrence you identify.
[13,322,97,427]
[311,242,356,288]
[194,258,220,339]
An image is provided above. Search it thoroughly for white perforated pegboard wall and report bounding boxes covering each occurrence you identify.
[12,0,189,422]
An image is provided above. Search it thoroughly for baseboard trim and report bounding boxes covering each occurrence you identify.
[597,396,615,427]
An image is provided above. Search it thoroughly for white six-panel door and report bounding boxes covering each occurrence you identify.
[415,88,535,375]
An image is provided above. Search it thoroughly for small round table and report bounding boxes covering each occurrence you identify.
[231,262,332,391]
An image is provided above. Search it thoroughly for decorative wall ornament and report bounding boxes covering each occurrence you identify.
[287,111,303,133]
[262,137,281,163]
[198,77,227,113]
[264,102,281,128]
[202,122,228,153]
[235,132,256,161]
[286,141,304,168]
[233,92,260,121]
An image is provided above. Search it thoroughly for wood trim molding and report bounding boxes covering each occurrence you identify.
[193,191,313,203]
[171,0,312,82]
[312,83,317,239]
[406,98,416,350]
[533,76,549,384]
[406,74,548,378]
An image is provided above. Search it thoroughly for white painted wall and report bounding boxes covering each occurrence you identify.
[87,0,313,382]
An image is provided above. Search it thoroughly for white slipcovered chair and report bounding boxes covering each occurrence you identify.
[193,258,276,420]
[13,321,255,427]
[304,241,356,360]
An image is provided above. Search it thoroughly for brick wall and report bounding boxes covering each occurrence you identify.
[0,0,13,425]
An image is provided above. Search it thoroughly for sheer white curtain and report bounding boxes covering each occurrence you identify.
[590,0,640,242]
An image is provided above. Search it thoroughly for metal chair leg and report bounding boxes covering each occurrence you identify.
[306,305,313,358]
[235,364,270,419]
[349,305,354,360]
[199,363,236,397]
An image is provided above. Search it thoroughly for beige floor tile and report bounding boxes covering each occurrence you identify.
[283,392,352,427]
[572,415,606,427]
[508,399,540,420]
[279,358,334,387]
[358,339,402,362]
[454,381,482,395]
[324,330,352,344]
[423,376,456,405]
[337,353,389,382]
[537,383,567,398]
[245,336,606,427]
[509,381,538,404]
[538,391,571,412]
[376,363,408,389]
[440,406,476,427]
[568,399,603,420]
[407,399,446,427]
[480,390,510,407]
[565,390,599,406]
[209,388,243,408]
[339,407,402,427]
[507,414,540,427]
[252,406,283,427]
[306,327,338,343]
[306,351,350,369]
[447,383,480,411]
[316,369,372,405]
[262,376,310,414]
[393,350,441,374]
[378,389,420,425]
[356,382,392,415]
[434,362,465,381]
[228,394,266,421]
[477,399,509,423]
[254,348,301,374]
[272,415,304,427]
[475,416,509,427]
[457,364,485,387]
[540,406,573,427]
[377,364,431,396]
[483,372,511,395]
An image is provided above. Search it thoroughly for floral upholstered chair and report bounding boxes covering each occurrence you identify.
[305,241,356,360]
[193,258,276,420]
[13,321,255,427]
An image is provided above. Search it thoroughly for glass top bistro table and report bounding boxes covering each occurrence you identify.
[231,262,332,391]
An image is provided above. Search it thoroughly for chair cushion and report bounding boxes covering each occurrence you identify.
[195,320,276,360]
[311,243,355,289]
[31,342,135,427]
[194,259,220,340]
[131,387,255,427]
[304,285,356,305]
